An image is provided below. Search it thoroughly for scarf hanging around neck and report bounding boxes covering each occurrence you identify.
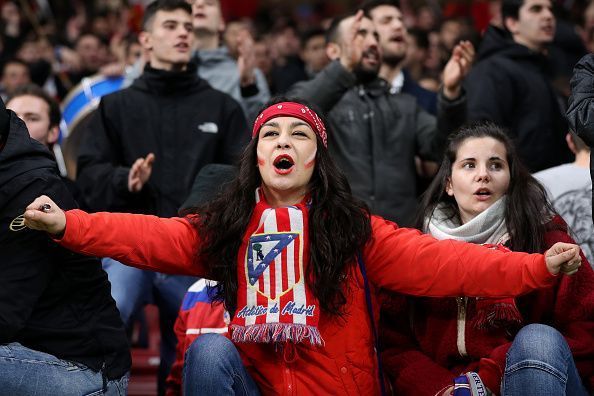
[427,196,509,245]
[426,196,522,330]
[230,188,323,345]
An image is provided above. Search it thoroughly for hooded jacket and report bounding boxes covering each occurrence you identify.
[465,26,572,172]
[0,105,130,379]
[76,63,248,216]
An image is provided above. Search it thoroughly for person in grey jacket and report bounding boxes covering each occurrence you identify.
[567,53,594,222]
[289,11,472,225]
[190,0,269,122]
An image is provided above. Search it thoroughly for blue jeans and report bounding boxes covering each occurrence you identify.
[183,334,260,395]
[502,324,589,396]
[0,342,128,395]
[102,258,196,395]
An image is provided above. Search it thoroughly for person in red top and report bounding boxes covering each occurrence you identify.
[381,123,594,396]
[165,278,228,396]
[24,98,582,395]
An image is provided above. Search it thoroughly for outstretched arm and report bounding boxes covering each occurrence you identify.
[24,195,204,277]
[365,217,581,297]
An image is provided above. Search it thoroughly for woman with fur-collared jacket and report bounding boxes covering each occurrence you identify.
[381,123,594,396]
[24,99,582,396]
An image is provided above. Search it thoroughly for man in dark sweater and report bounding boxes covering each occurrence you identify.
[0,97,130,393]
[75,1,248,393]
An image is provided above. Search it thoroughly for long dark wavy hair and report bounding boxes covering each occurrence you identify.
[416,122,560,253]
[191,97,372,315]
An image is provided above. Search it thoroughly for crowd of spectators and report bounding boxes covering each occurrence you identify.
[2,0,594,395]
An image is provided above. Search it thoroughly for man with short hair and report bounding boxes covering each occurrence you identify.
[6,84,60,146]
[299,28,329,79]
[290,11,471,225]
[0,58,30,101]
[76,1,248,392]
[363,0,441,115]
[465,0,572,172]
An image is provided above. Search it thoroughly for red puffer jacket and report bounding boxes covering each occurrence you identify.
[381,217,594,395]
[58,210,556,395]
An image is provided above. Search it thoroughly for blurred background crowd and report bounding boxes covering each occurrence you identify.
[0,0,591,105]
[2,0,594,395]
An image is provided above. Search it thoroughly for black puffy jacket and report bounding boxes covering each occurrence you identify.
[0,106,130,379]
[466,26,572,172]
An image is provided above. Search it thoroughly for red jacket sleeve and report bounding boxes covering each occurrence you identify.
[364,216,555,297]
[57,209,204,276]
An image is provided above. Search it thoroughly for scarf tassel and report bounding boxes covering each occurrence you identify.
[230,323,324,346]
[473,300,523,330]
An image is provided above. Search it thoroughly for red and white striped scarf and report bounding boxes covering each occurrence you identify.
[230,188,323,346]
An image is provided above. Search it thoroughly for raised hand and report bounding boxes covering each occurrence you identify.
[339,10,365,72]
[23,195,66,237]
[237,28,256,87]
[442,40,475,99]
[544,242,582,276]
[128,153,155,193]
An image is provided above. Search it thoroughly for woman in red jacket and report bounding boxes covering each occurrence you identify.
[25,99,581,396]
[381,123,594,396]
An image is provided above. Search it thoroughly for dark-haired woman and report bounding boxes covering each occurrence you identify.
[381,123,594,396]
[25,101,582,395]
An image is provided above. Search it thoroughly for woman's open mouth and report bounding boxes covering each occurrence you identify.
[273,154,295,175]
[474,188,492,201]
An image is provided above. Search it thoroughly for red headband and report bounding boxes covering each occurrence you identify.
[252,102,328,147]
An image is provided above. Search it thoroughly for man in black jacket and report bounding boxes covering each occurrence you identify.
[465,0,572,172]
[75,0,248,392]
[289,11,470,225]
[0,98,130,393]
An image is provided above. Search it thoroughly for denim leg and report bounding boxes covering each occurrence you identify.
[102,258,151,325]
[0,342,128,396]
[182,334,260,396]
[502,324,589,396]
[153,273,197,395]
[105,372,130,396]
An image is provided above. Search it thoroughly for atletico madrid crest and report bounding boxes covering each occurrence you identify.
[247,231,301,299]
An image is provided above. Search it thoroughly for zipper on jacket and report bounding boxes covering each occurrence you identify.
[279,344,295,396]
[456,297,468,357]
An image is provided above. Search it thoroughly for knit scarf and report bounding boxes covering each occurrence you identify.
[427,197,522,329]
[230,188,323,345]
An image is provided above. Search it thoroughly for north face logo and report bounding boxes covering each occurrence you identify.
[197,122,218,133]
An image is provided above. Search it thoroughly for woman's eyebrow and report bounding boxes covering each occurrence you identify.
[290,121,310,129]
